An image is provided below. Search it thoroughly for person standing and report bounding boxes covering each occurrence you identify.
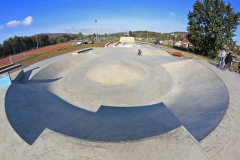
[218,49,227,68]
[224,52,234,71]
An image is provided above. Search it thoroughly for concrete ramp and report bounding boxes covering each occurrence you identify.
[120,37,135,43]
[162,60,229,141]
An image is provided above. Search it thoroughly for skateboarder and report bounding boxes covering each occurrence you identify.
[138,49,142,56]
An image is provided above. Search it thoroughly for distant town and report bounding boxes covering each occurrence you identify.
[0,30,240,59]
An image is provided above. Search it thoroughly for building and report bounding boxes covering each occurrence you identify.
[181,38,191,48]
[234,45,240,51]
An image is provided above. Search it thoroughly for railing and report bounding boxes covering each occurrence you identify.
[0,64,23,82]
[0,63,16,71]
[0,64,22,75]
[105,42,113,47]
[114,42,121,47]
[72,48,93,55]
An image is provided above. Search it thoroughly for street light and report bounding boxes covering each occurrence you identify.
[95,20,98,42]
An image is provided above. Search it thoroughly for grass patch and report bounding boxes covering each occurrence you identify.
[17,41,112,67]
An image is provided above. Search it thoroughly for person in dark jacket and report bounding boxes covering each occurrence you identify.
[225,53,233,64]
[224,52,234,71]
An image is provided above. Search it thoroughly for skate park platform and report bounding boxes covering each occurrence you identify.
[119,36,135,43]
[1,43,240,160]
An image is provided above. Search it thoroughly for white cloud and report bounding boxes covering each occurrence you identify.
[6,20,21,27]
[22,16,33,26]
[6,16,33,27]
[64,27,93,33]
[0,25,4,30]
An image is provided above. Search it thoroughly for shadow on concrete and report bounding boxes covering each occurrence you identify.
[19,67,62,84]
[27,77,62,84]
[19,67,40,84]
[208,60,219,67]
[5,84,182,145]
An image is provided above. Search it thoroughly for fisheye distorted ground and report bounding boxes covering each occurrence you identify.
[0,42,240,160]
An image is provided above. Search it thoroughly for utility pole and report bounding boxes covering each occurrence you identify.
[12,44,15,54]
[147,32,149,43]
[35,34,39,48]
[2,44,5,57]
[95,20,98,42]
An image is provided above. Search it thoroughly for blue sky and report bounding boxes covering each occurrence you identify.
[1,0,240,45]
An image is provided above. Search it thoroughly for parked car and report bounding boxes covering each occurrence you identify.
[82,41,88,44]
[77,40,84,45]
[76,40,88,45]
[154,40,160,45]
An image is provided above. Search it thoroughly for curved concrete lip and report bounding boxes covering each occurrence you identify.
[1,44,236,160]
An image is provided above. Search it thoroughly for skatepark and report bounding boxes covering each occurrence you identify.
[1,39,240,160]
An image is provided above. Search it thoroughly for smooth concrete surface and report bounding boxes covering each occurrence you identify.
[0,44,239,160]
[86,63,146,85]
[162,60,228,141]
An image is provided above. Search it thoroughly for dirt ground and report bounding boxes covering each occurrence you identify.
[0,41,109,68]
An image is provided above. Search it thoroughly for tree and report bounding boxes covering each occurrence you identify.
[48,37,57,45]
[56,34,71,43]
[187,0,240,57]
[129,30,133,37]
[37,34,49,47]
[86,34,95,41]
[3,40,12,56]
[62,34,71,42]
[0,44,4,58]
[78,32,84,40]
[22,36,34,50]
